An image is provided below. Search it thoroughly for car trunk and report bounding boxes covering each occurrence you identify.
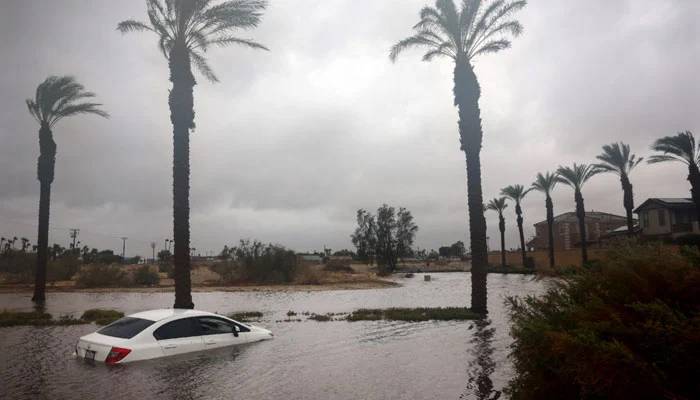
[76,333,125,363]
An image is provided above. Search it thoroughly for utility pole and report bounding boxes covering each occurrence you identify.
[150,242,156,263]
[120,237,128,262]
[69,228,80,250]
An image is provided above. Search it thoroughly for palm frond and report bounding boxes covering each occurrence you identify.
[531,172,557,195]
[649,131,698,166]
[595,142,643,176]
[556,163,601,191]
[500,184,531,202]
[26,76,108,127]
[118,0,267,81]
[485,197,508,213]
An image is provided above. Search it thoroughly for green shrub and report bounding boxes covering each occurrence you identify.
[308,313,332,321]
[0,310,52,327]
[209,261,238,283]
[228,311,263,322]
[81,309,124,325]
[506,243,700,400]
[0,252,34,283]
[132,265,159,286]
[347,307,480,322]
[76,264,128,287]
[47,255,80,281]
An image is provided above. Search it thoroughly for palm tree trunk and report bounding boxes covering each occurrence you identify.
[33,122,55,304]
[545,195,555,268]
[575,189,588,264]
[498,214,506,267]
[620,174,635,235]
[687,163,700,223]
[515,202,526,266]
[169,44,195,309]
[454,58,488,314]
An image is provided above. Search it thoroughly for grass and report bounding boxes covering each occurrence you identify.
[346,307,481,322]
[0,309,123,327]
[80,309,124,325]
[228,311,263,322]
[307,313,332,321]
[486,265,535,274]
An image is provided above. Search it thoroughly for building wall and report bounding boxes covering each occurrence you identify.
[489,245,681,268]
[531,217,627,251]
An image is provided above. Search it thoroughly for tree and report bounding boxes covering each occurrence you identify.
[531,172,558,268]
[395,207,419,261]
[486,197,508,267]
[556,163,601,264]
[375,205,398,273]
[595,142,643,235]
[118,0,268,309]
[351,209,377,264]
[501,184,532,266]
[450,241,466,258]
[649,131,700,220]
[26,76,107,303]
[390,0,526,313]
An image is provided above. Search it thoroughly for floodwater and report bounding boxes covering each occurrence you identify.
[0,273,545,400]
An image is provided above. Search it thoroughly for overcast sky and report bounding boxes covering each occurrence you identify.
[1,0,699,257]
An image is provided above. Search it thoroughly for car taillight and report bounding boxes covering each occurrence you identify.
[105,347,131,365]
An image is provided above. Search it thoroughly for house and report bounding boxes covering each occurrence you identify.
[634,198,699,238]
[528,211,628,251]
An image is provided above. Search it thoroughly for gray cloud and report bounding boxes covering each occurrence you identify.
[1,0,699,257]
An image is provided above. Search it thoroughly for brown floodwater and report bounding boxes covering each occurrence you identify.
[0,273,545,400]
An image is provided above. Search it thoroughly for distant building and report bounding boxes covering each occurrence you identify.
[528,211,628,251]
[634,198,699,238]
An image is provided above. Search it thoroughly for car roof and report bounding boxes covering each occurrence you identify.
[127,309,219,322]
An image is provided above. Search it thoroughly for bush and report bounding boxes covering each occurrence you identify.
[209,261,238,283]
[228,311,263,322]
[47,255,80,281]
[672,233,700,246]
[506,243,700,400]
[133,265,159,286]
[235,240,297,283]
[294,264,322,285]
[81,309,124,325]
[76,264,128,287]
[0,252,34,283]
[347,307,480,322]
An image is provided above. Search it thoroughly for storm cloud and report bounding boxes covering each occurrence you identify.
[1,0,699,257]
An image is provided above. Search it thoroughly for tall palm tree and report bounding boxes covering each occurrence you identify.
[118,0,268,309]
[556,163,601,264]
[500,184,531,266]
[594,142,643,235]
[26,76,108,303]
[390,0,526,313]
[485,197,508,267]
[649,131,700,220]
[531,172,557,268]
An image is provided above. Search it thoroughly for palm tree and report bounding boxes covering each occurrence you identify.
[594,142,643,235]
[26,76,108,303]
[556,163,601,264]
[390,0,526,314]
[649,131,700,220]
[531,172,558,268]
[485,197,508,267]
[118,0,268,309]
[500,184,531,266]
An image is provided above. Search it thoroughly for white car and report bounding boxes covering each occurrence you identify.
[75,309,273,364]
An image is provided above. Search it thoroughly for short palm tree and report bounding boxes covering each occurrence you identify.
[486,197,508,267]
[594,142,643,235]
[390,0,526,314]
[26,76,108,303]
[649,131,700,220]
[556,163,601,264]
[500,184,531,267]
[118,0,268,309]
[531,172,558,268]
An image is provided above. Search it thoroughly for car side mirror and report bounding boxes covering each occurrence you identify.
[232,325,239,337]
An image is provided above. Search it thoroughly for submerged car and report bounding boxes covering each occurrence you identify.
[75,309,273,364]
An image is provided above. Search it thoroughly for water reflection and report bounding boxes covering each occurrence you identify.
[461,319,499,400]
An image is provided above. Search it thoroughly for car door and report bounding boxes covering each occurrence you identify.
[197,316,248,349]
[153,317,204,357]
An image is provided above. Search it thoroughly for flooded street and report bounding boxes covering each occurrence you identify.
[0,273,544,400]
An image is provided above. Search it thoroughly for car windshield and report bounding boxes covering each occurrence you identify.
[98,317,155,339]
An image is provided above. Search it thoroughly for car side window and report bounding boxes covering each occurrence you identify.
[153,317,201,340]
[197,317,233,335]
